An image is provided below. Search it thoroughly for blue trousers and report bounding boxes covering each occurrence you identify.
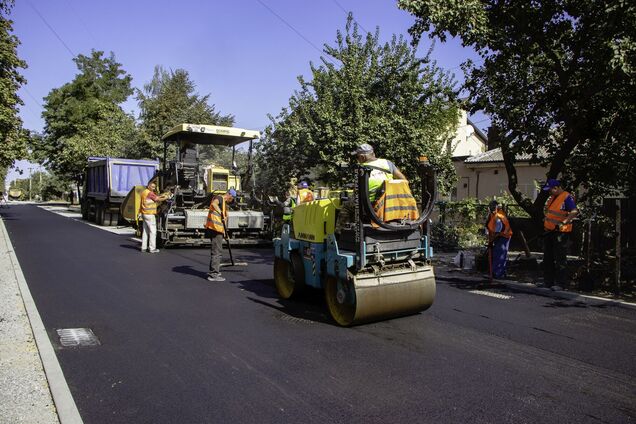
[491,237,510,278]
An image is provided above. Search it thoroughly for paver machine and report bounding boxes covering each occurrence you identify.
[274,157,437,326]
[156,123,268,246]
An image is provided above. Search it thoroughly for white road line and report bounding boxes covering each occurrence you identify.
[38,205,136,236]
[468,290,513,300]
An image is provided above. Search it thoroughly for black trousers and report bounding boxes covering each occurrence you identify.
[543,231,570,286]
[208,231,224,276]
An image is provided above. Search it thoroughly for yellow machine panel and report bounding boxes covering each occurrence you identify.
[292,198,341,243]
[205,166,241,193]
[120,185,147,221]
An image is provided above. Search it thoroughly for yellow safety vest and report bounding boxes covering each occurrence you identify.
[298,189,314,204]
[139,189,157,215]
[206,195,226,234]
[544,191,573,232]
[372,180,418,227]
[363,158,394,202]
[487,210,513,241]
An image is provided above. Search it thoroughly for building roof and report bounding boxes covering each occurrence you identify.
[466,118,488,143]
[465,147,545,164]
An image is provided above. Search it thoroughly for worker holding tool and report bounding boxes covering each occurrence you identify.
[205,188,236,282]
[542,179,578,291]
[139,181,171,253]
[485,200,513,280]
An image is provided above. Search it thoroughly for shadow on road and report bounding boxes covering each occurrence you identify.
[172,265,208,279]
[247,295,333,325]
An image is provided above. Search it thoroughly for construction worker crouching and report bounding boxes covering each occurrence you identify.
[542,179,578,291]
[205,188,236,282]
[486,200,513,279]
[139,181,171,253]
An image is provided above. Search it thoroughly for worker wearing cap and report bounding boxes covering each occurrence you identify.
[205,188,236,282]
[139,181,171,253]
[296,181,314,204]
[542,179,578,290]
[354,143,406,202]
[486,200,513,279]
[336,143,407,232]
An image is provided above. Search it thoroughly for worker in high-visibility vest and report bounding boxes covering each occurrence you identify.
[336,143,407,232]
[542,179,578,291]
[139,181,170,253]
[296,181,314,204]
[486,200,513,279]
[205,188,236,282]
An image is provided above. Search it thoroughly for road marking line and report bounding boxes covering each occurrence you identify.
[38,205,135,236]
[469,290,513,300]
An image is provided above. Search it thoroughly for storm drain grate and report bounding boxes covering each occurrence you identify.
[56,328,101,347]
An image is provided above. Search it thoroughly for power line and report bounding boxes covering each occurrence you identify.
[64,0,101,50]
[22,86,43,109]
[254,0,334,65]
[27,0,75,58]
[331,0,368,35]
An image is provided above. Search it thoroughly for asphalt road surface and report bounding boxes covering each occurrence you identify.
[3,205,635,424]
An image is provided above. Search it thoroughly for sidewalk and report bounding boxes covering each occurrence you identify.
[433,251,636,309]
[0,215,82,423]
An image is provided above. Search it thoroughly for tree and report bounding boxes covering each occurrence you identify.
[398,0,636,220]
[0,0,28,172]
[135,66,234,160]
[256,15,460,196]
[36,50,138,186]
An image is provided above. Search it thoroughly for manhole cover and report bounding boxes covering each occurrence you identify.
[56,328,100,347]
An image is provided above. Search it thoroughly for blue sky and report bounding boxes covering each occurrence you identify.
[9,0,486,183]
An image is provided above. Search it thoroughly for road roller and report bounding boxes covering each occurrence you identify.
[273,157,437,326]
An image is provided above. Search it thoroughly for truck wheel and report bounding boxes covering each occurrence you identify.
[87,200,96,222]
[81,201,88,220]
[96,204,104,226]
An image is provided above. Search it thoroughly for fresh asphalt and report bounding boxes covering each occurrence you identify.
[3,205,635,424]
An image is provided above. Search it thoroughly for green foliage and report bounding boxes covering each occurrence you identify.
[436,198,488,249]
[0,2,27,169]
[136,66,234,159]
[37,50,137,182]
[256,15,460,195]
[398,0,636,219]
[40,172,72,201]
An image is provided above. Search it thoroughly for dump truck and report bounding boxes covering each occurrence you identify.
[81,157,159,226]
[274,157,437,326]
[122,123,270,247]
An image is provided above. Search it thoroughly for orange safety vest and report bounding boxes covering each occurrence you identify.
[487,210,513,241]
[544,191,573,232]
[372,180,419,227]
[297,188,314,203]
[205,195,226,234]
[139,188,157,215]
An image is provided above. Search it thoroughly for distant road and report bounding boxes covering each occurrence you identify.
[3,204,635,424]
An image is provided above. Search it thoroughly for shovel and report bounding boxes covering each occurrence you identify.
[221,219,247,267]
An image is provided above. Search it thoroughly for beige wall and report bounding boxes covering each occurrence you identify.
[449,111,487,158]
[452,161,547,201]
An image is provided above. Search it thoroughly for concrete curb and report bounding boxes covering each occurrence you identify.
[436,271,636,310]
[0,218,84,424]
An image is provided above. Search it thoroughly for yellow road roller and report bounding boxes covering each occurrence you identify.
[273,158,437,326]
